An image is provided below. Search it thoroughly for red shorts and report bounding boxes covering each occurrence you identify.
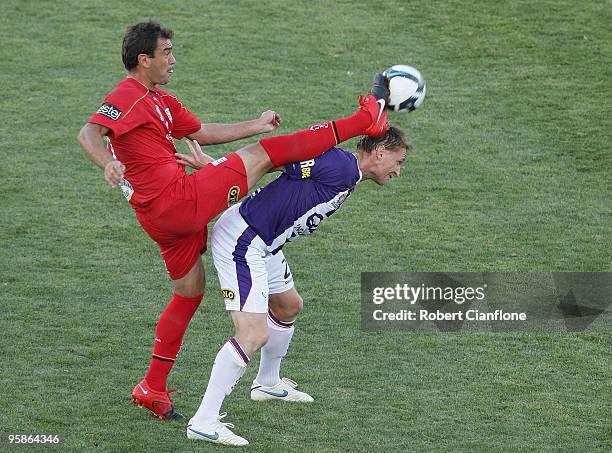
[136,153,248,280]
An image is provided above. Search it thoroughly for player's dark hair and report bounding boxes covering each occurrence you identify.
[122,21,174,70]
[357,125,412,154]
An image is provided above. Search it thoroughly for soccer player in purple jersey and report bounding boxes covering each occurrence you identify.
[179,126,411,445]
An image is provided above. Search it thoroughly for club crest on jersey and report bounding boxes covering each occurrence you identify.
[227,186,240,205]
[97,103,122,121]
[222,289,235,300]
[119,177,134,201]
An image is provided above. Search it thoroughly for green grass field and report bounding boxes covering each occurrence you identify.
[1,0,611,451]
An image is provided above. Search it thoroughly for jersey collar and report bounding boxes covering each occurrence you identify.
[124,76,155,95]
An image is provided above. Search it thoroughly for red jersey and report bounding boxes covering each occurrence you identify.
[88,77,201,210]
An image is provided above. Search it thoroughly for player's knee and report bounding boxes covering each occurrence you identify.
[287,295,303,318]
[271,295,303,320]
[173,259,205,297]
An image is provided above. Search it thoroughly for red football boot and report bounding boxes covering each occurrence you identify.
[132,379,183,420]
[359,93,389,137]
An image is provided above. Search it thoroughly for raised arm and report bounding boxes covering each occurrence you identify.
[187,110,281,145]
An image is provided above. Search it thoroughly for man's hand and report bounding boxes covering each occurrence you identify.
[104,160,125,186]
[258,110,282,133]
[175,139,215,169]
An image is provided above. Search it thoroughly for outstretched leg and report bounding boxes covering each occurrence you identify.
[237,93,389,189]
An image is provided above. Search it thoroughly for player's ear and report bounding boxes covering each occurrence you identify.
[138,53,151,68]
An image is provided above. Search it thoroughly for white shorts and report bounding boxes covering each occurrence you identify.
[211,203,294,313]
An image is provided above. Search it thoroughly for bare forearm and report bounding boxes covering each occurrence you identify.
[189,110,281,145]
[191,120,264,145]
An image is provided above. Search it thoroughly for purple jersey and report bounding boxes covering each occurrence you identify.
[239,147,361,253]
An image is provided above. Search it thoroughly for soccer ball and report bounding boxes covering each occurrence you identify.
[384,65,426,112]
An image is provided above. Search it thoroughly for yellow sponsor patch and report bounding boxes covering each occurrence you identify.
[227,186,240,205]
[222,289,235,300]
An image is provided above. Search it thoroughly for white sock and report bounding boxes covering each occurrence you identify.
[191,338,249,426]
[256,313,295,387]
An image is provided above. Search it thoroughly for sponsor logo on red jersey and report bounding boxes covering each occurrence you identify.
[97,103,122,121]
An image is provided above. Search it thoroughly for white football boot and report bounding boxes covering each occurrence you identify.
[186,412,248,446]
[250,377,314,403]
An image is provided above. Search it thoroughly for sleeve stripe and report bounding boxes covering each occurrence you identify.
[331,120,340,144]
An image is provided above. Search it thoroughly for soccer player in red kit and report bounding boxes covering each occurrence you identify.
[77,21,389,421]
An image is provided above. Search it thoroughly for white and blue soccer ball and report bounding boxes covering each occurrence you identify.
[384,64,426,112]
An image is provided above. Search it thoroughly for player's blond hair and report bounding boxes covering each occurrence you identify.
[357,125,412,154]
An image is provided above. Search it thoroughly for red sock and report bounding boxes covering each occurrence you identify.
[260,107,370,167]
[144,292,203,392]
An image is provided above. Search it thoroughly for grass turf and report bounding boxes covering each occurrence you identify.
[0,0,610,451]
